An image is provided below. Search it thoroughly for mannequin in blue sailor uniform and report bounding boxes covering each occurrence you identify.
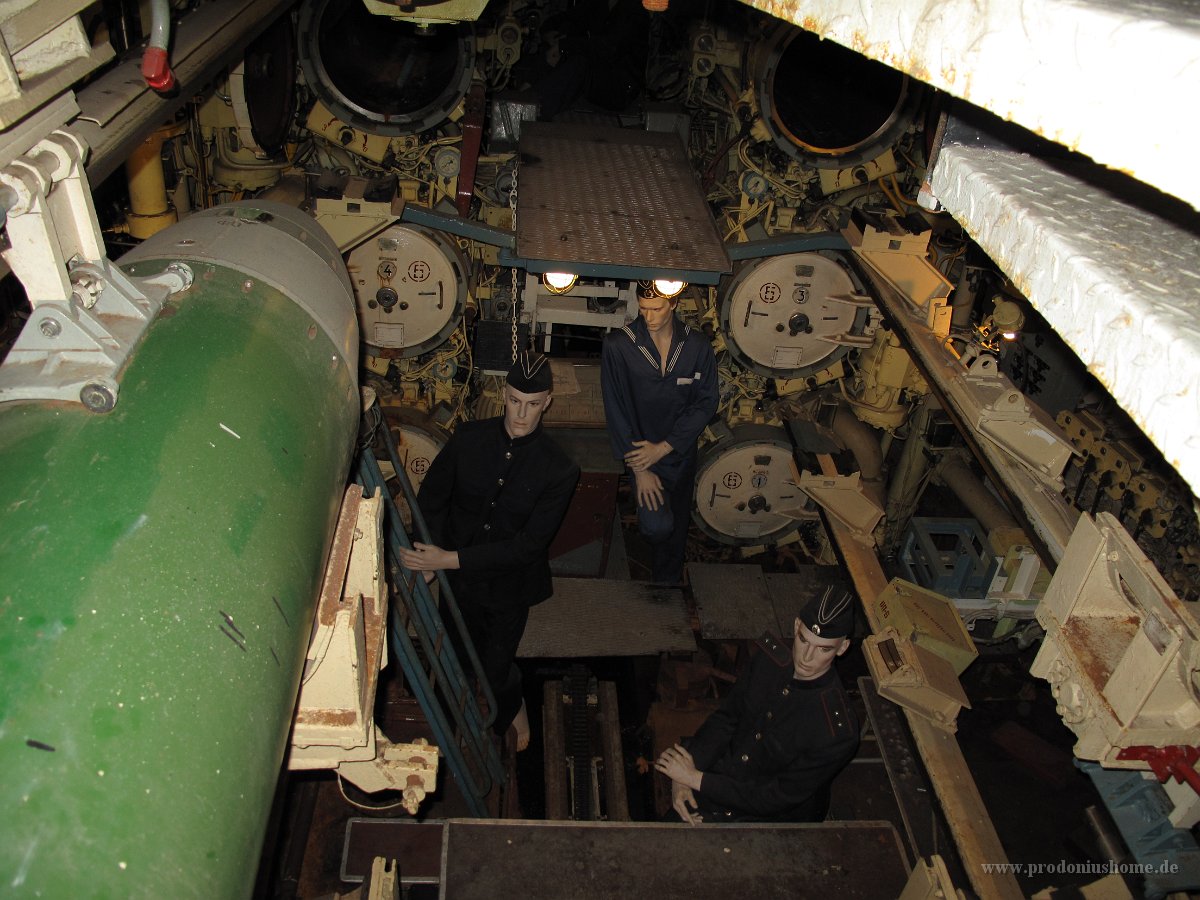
[600,291,718,585]
[655,589,860,823]
[399,352,579,750]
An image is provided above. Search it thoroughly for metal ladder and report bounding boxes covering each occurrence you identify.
[357,405,505,818]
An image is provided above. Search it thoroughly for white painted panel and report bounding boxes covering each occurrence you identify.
[929,141,1200,497]
[740,0,1200,210]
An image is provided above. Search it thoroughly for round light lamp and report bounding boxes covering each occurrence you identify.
[543,272,578,294]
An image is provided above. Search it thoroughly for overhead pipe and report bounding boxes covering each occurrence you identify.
[142,0,177,93]
[936,452,1019,535]
[830,401,886,508]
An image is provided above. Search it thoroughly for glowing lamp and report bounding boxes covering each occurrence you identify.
[543,272,577,294]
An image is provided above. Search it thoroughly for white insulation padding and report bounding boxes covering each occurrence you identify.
[930,142,1200,498]
[740,0,1200,211]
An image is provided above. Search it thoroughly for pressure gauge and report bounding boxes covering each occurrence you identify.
[434,147,461,179]
[741,172,770,200]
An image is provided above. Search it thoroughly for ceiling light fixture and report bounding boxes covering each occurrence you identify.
[543,272,578,294]
[652,278,685,299]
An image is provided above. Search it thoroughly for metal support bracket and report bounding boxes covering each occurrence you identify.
[0,257,192,411]
[957,355,1076,488]
[796,469,884,544]
[0,129,103,303]
[1031,512,1200,767]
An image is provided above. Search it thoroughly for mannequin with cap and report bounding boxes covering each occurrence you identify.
[655,588,860,823]
[400,351,579,750]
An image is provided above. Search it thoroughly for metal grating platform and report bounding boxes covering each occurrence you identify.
[516,123,731,280]
[439,819,911,899]
[689,563,853,640]
[689,562,773,640]
[519,578,694,657]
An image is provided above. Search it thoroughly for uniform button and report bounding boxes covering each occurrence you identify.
[483,524,491,531]
[497,478,505,485]
[490,501,496,507]
[505,452,512,459]
[781,688,789,696]
[740,753,749,762]
[766,711,773,720]
[755,733,762,741]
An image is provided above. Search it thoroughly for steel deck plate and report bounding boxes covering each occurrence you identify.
[688,562,774,640]
[439,819,910,899]
[516,123,730,275]
[519,578,694,657]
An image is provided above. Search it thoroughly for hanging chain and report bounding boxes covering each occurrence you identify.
[508,160,520,364]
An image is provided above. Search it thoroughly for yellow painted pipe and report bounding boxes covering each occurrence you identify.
[125,123,184,240]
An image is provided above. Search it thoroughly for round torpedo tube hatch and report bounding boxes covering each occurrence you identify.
[298,0,475,136]
[348,223,467,356]
[694,424,818,546]
[720,250,873,381]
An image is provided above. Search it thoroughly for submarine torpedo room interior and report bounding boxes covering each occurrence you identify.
[0,0,1198,897]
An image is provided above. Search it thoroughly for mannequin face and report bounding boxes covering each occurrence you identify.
[792,617,849,681]
[503,384,552,438]
[638,295,677,335]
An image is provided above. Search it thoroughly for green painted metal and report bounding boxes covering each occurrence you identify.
[0,261,357,896]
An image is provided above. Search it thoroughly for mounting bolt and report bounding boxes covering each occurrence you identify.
[80,381,117,413]
[39,317,61,337]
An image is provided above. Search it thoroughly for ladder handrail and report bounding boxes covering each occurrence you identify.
[360,452,506,784]
[375,412,498,728]
[357,443,505,814]
[360,455,496,789]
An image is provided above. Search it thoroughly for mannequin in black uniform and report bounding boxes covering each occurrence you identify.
[655,589,860,823]
[399,352,579,750]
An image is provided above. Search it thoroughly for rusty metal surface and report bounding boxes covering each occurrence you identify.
[341,818,443,884]
[439,819,909,898]
[519,578,694,657]
[516,123,730,274]
[688,562,774,640]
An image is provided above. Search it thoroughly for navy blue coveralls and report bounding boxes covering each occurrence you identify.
[600,315,717,585]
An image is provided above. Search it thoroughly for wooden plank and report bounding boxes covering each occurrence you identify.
[542,681,569,820]
[598,682,630,822]
[817,454,1023,900]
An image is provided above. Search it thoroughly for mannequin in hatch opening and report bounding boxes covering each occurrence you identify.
[656,589,860,823]
[600,291,717,586]
[399,352,580,750]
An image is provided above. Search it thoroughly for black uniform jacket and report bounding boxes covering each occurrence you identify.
[600,315,717,481]
[417,417,579,607]
[689,649,859,821]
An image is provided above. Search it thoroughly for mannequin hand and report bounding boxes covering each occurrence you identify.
[670,782,702,825]
[634,469,664,511]
[655,743,701,790]
[625,440,672,472]
[398,542,459,573]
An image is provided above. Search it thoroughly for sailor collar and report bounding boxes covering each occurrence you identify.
[621,316,692,375]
